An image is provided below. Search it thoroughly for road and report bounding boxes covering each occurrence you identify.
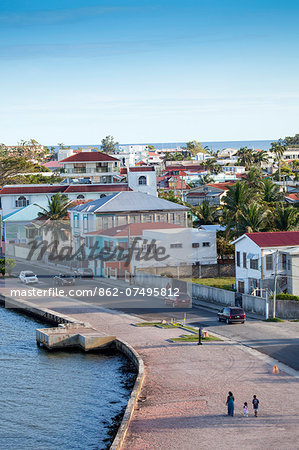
[3,259,299,371]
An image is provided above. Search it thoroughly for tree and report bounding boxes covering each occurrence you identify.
[100,135,119,153]
[5,258,16,276]
[261,179,284,203]
[217,236,235,262]
[270,139,287,182]
[223,182,252,236]
[192,200,219,225]
[253,150,269,166]
[198,174,215,185]
[236,147,255,169]
[284,133,299,148]
[239,203,269,233]
[38,193,72,243]
[244,167,264,191]
[181,140,206,157]
[0,157,32,185]
[274,205,299,231]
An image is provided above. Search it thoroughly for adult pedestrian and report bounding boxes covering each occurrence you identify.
[226,391,235,416]
[252,395,259,417]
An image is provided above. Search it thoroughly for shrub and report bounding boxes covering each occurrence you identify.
[275,293,299,301]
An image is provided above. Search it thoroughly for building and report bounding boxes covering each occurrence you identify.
[184,182,234,206]
[232,231,299,295]
[69,191,189,236]
[60,151,121,183]
[0,184,132,218]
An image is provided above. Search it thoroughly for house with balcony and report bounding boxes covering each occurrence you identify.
[60,151,121,183]
[232,231,299,295]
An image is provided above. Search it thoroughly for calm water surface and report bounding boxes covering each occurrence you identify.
[0,306,136,450]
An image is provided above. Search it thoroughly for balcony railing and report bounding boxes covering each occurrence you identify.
[65,167,120,174]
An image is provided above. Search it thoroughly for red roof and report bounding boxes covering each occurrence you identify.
[136,160,147,166]
[207,182,236,191]
[64,184,131,193]
[129,166,155,172]
[44,161,62,168]
[246,231,299,247]
[60,152,119,163]
[285,193,299,201]
[0,184,131,195]
[84,222,184,237]
[0,185,66,195]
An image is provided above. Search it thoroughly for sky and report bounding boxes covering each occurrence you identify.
[1,0,299,145]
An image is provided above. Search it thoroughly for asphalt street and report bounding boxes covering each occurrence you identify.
[3,259,299,371]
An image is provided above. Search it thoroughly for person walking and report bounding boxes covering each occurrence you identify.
[252,395,259,417]
[226,391,235,417]
[243,402,249,417]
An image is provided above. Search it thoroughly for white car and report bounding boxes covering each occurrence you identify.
[19,271,39,284]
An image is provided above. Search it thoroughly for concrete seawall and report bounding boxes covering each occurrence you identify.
[0,293,144,449]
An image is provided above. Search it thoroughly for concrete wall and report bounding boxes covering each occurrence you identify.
[270,299,299,319]
[192,283,235,306]
[242,294,266,316]
[192,263,235,278]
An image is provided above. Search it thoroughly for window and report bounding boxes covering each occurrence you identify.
[236,251,240,267]
[100,194,106,198]
[77,194,85,199]
[192,243,200,248]
[287,259,291,271]
[15,196,29,208]
[250,259,258,270]
[266,254,273,271]
[243,252,247,268]
[282,253,287,270]
[170,243,182,248]
[138,176,147,185]
[203,242,210,247]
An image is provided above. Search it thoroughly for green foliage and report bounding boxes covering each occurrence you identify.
[0,259,5,276]
[283,133,299,148]
[191,277,236,291]
[38,192,71,221]
[263,317,284,322]
[100,135,118,153]
[5,258,16,276]
[261,179,284,203]
[192,200,219,225]
[275,293,299,301]
[181,140,206,157]
[274,204,299,231]
[239,203,270,233]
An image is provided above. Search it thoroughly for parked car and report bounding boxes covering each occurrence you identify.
[165,293,191,308]
[217,307,246,324]
[53,274,75,286]
[19,271,38,284]
[73,268,94,278]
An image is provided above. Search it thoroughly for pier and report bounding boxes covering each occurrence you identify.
[36,323,116,350]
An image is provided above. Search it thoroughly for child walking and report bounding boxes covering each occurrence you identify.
[243,402,249,417]
[252,395,259,417]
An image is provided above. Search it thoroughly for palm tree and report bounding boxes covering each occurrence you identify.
[193,200,219,225]
[38,193,72,243]
[244,167,264,191]
[199,174,215,185]
[223,182,252,236]
[237,147,255,169]
[253,150,269,166]
[261,179,284,203]
[270,139,287,182]
[239,203,269,233]
[274,204,299,231]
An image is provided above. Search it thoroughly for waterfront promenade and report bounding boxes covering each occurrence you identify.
[2,287,299,450]
[13,293,297,450]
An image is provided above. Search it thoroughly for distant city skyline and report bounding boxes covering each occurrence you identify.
[1,0,299,144]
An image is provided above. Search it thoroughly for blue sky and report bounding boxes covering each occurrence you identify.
[1,0,299,145]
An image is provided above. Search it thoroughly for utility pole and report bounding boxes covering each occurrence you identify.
[273,250,279,318]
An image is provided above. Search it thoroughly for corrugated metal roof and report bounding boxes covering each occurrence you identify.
[69,191,189,213]
[60,151,119,163]
[246,231,299,247]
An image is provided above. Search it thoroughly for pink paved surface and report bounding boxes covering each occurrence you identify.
[63,306,299,450]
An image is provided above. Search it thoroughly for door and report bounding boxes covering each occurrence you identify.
[238,281,245,293]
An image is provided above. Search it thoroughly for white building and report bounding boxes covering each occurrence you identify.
[127,167,157,197]
[232,231,299,295]
[60,151,121,183]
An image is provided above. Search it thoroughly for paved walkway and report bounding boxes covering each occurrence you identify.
[3,291,299,450]
[45,299,299,450]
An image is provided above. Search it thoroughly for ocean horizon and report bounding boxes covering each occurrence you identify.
[53,139,273,152]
